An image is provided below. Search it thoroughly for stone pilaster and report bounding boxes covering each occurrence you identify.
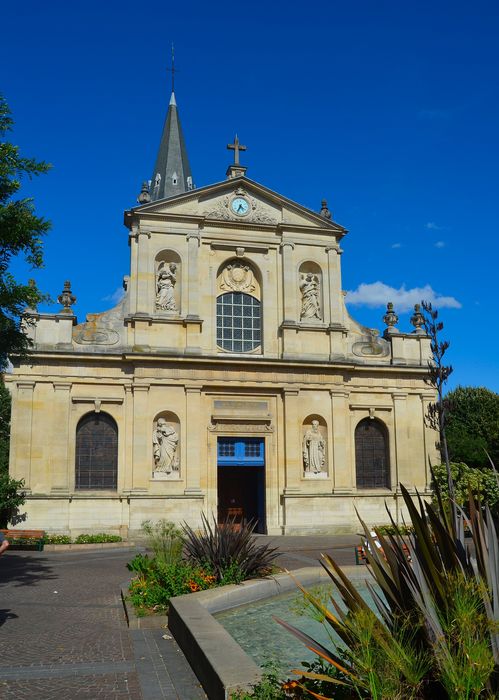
[420,392,438,489]
[392,392,409,489]
[280,241,295,323]
[50,383,71,493]
[12,381,35,493]
[186,230,201,319]
[131,384,150,491]
[283,389,301,493]
[135,226,151,315]
[123,385,134,492]
[184,385,203,495]
[326,246,343,325]
[330,390,352,492]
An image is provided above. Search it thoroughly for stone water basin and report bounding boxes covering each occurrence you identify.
[215,568,379,676]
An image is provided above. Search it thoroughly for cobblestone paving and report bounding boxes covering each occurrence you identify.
[0,548,206,699]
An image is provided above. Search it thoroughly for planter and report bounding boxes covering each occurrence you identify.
[120,584,169,630]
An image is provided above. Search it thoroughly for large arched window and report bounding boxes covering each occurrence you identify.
[355,418,390,489]
[75,413,118,490]
[216,292,261,353]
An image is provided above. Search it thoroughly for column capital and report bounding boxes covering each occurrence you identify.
[280,241,295,250]
[325,245,339,254]
[392,392,408,400]
[330,390,349,398]
[53,382,71,392]
[132,384,150,393]
[282,388,299,397]
[17,381,35,390]
[185,384,203,394]
[186,231,201,243]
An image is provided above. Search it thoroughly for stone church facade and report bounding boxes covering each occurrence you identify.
[6,89,438,536]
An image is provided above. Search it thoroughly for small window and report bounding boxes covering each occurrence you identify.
[75,413,118,490]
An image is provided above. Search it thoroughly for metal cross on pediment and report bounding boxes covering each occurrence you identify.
[227,135,247,165]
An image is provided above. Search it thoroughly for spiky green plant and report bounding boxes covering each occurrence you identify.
[181,513,279,583]
[276,480,499,699]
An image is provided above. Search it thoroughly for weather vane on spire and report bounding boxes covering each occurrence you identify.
[167,43,177,93]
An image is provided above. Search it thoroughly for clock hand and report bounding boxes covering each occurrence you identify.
[238,204,244,212]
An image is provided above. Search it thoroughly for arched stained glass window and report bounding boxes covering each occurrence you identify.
[355,418,390,489]
[216,292,261,353]
[75,413,118,490]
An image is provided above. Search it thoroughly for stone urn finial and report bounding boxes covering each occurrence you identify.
[410,303,425,333]
[319,199,332,219]
[383,302,399,335]
[137,181,151,204]
[58,280,76,314]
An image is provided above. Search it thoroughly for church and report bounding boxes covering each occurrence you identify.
[6,84,438,536]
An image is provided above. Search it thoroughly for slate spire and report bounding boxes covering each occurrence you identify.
[150,87,194,201]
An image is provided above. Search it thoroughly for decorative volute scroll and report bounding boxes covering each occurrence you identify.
[302,416,328,478]
[152,413,181,480]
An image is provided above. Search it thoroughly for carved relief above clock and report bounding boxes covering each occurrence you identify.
[203,187,278,225]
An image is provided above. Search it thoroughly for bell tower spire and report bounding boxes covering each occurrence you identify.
[149,48,194,201]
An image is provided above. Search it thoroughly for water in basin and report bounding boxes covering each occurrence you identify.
[215,569,379,676]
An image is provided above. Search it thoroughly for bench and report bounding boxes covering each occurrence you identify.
[0,529,46,551]
[355,542,411,565]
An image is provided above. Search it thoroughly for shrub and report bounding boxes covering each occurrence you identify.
[44,534,71,544]
[277,480,499,699]
[432,461,499,516]
[73,533,122,544]
[127,553,216,613]
[141,519,183,565]
[181,513,279,583]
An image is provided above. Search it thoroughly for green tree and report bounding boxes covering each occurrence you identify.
[0,95,50,525]
[0,94,51,371]
[446,386,499,469]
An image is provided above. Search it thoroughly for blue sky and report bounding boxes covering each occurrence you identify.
[2,1,498,391]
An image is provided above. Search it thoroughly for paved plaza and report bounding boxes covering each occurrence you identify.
[0,536,357,699]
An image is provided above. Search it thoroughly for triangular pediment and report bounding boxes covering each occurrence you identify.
[128,177,347,235]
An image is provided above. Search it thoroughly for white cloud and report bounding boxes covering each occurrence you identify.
[102,287,125,305]
[391,243,402,249]
[345,282,461,312]
[425,222,442,231]
[434,241,446,248]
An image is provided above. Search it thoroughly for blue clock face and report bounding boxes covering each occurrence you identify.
[231,197,250,216]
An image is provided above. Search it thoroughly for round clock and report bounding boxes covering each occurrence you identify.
[231,197,250,216]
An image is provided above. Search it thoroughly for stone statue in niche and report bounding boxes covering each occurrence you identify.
[303,420,326,475]
[155,262,177,312]
[152,418,180,476]
[300,273,322,320]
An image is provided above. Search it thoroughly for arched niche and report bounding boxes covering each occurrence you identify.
[152,411,181,480]
[154,250,182,314]
[75,412,118,490]
[216,258,263,354]
[355,417,390,489]
[298,261,323,322]
[302,414,328,477]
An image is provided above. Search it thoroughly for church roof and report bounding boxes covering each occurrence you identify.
[150,91,193,201]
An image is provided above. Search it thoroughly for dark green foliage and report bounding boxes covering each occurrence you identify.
[0,95,51,370]
[445,386,499,469]
[44,534,71,544]
[432,462,499,516]
[181,513,279,583]
[126,553,217,613]
[0,380,10,473]
[0,470,25,528]
[73,533,122,544]
[276,482,499,698]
